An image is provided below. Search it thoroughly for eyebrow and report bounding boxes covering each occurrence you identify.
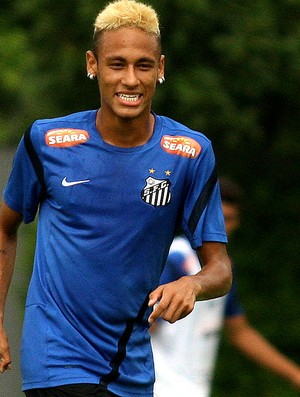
[105,56,157,64]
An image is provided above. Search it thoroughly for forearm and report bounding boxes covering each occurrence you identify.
[195,242,232,301]
[0,232,17,374]
[0,201,22,373]
[227,323,300,386]
[0,200,22,324]
[0,233,18,324]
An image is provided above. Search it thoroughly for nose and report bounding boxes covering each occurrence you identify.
[121,66,139,86]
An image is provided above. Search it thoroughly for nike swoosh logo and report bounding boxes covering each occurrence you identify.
[62,177,90,187]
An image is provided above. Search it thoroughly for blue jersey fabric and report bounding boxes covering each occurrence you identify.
[4,110,227,396]
[223,274,244,318]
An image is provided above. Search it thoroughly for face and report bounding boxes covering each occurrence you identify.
[86,27,165,121]
[222,202,240,238]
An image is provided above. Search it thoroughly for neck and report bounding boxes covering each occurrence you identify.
[95,109,155,148]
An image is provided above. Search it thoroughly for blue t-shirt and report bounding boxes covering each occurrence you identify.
[4,110,227,396]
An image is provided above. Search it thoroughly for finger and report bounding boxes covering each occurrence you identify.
[0,352,12,374]
[159,294,195,324]
[155,300,181,324]
[0,363,8,374]
[165,303,193,323]
[148,300,166,324]
[148,295,158,308]
[148,287,163,308]
[0,362,12,373]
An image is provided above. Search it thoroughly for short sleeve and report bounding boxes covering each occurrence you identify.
[181,143,227,249]
[3,126,45,223]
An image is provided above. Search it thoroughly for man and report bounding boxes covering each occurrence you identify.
[0,1,232,396]
[151,177,300,397]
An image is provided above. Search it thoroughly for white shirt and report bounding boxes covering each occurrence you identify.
[151,237,227,397]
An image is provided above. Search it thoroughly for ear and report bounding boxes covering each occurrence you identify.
[86,50,98,76]
[158,55,165,79]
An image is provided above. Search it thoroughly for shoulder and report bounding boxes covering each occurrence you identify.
[32,110,96,131]
[26,110,96,147]
[155,115,213,161]
[156,114,212,146]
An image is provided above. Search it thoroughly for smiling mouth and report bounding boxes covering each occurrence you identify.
[117,93,141,102]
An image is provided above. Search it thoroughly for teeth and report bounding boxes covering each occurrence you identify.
[118,94,139,102]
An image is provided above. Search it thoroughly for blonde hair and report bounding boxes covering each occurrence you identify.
[93,0,161,52]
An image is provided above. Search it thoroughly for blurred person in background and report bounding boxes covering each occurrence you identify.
[151,177,300,397]
[0,1,232,396]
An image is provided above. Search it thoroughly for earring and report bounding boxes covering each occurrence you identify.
[158,77,165,84]
[87,72,96,80]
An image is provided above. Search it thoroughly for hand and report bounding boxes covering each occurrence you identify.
[0,326,12,374]
[148,276,198,324]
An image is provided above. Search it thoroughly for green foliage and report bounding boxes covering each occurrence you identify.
[0,0,104,144]
[1,0,299,394]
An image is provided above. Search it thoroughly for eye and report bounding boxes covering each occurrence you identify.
[106,57,126,69]
[137,58,156,70]
[110,62,124,69]
[138,63,154,71]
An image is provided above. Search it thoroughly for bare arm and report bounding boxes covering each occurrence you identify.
[225,315,300,391]
[0,200,23,373]
[148,241,232,324]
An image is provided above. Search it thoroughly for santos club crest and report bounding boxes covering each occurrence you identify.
[141,177,172,207]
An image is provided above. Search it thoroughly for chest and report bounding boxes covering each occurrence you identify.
[41,142,189,215]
